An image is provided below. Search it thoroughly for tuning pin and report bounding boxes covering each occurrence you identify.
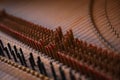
[7,43,12,53]
[50,62,57,80]
[59,53,66,64]
[39,40,45,53]
[17,52,24,66]
[33,40,38,50]
[4,47,11,59]
[36,41,40,50]
[37,56,44,74]
[20,48,27,67]
[29,53,36,66]
[63,39,69,51]
[48,46,54,58]
[69,30,74,46]
[0,40,4,49]
[49,44,56,58]
[29,57,35,70]
[13,45,19,58]
[37,56,47,76]
[69,70,75,80]
[41,61,47,76]
[0,46,5,56]
[11,50,18,62]
[55,27,63,41]
[13,45,18,53]
[38,42,43,53]
[45,46,50,56]
[59,66,66,80]
[27,37,32,47]
[64,55,71,67]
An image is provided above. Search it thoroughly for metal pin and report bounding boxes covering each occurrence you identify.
[69,70,75,80]
[0,40,4,49]
[59,66,66,80]
[29,53,36,66]
[13,45,19,57]
[50,62,57,80]
[37,56,43,74]
[41,62,47,76]
[19,48,27,67]
[7,43,12,53]
[29,57,35,70]
[0,46,5,56]
[17,53,24,66]
[11,50,18,62]
[4,47,11,59]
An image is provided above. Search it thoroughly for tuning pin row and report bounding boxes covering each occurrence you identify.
[0,41,27,67]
